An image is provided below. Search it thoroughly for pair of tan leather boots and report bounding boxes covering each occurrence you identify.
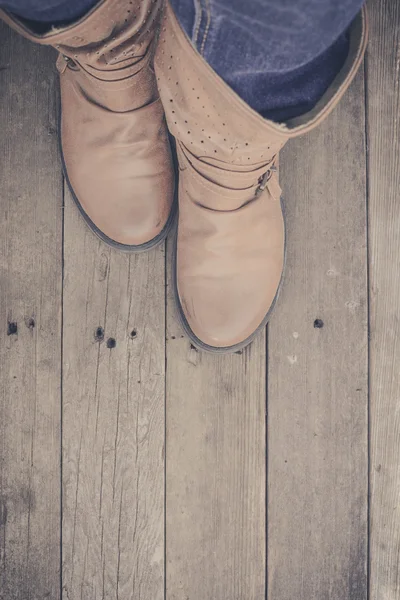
[0,0,368,353]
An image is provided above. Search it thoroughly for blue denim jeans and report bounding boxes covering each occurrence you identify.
[1,0,365,122]
[170,0,365,120]
[0,0,96,22]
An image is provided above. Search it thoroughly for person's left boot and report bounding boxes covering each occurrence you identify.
[155,2,368,353]
[0,0,175,251]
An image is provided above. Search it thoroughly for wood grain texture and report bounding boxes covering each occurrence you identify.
[367,1,400,598]
[4,3,400,598]
[0,27,62,600]
[267,70,368,600]
[62,188,165,600]
[165,248,266,600]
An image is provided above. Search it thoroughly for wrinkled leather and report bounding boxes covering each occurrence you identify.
[0,0,175,248]
[155,2,368,350]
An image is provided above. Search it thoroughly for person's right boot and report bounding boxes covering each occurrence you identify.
[155,2,368,352]
[0,0,175,251]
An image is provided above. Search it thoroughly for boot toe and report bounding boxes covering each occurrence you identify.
[62,129,175,249]
[67,169,174,248]
[75,184,173,248]
[177,272,281,351]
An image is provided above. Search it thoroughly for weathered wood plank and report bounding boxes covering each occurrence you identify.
[367,1,400,598]
[267,69,368,599]
[61,189,165,599]
[165,250,266,600]
[0,27,62,600]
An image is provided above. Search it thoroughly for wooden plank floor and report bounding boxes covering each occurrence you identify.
[0,0,399,598]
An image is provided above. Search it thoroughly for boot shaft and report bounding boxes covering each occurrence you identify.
[0,0,164,73]
[155,1,368,167]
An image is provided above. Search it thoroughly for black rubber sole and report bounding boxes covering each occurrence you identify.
[172,197,287,355]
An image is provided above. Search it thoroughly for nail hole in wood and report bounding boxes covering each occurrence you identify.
[106,337,116,349]
[27,318,35,330]
[95,326,104,341]
[7,322,17,336]
[314,319,324,329]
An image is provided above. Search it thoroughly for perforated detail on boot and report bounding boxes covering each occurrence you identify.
[50,0,163,73]
[154,4,289,169]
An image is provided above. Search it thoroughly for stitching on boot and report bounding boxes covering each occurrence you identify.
[199,0,211,56]
[192,0,203,45]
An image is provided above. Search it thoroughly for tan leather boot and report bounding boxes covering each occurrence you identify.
[154,2,368,353]
[0,0,175,251]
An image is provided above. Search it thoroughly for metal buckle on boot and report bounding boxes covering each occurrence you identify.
[63,55,80,71]
[256,165,277,196]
